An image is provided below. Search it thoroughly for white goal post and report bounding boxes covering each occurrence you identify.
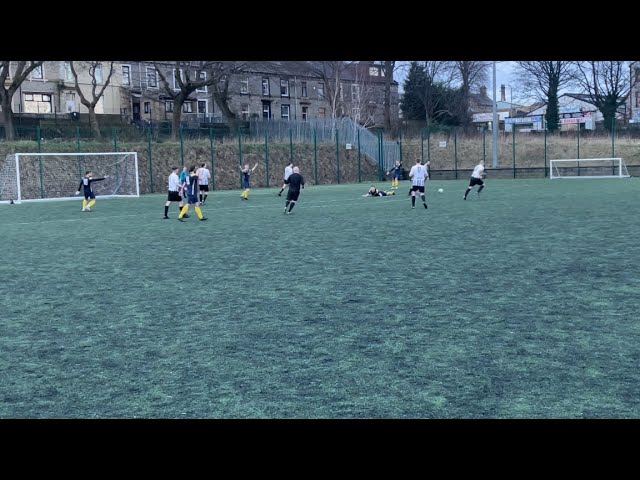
[549,158,630,179]
[0,152,139,204]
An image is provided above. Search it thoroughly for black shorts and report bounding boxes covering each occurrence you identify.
[411,185,425,193]
[167,191,181,202]
[286,190,300,202]
[199,185,209,192]
[469,177,484,187]
[83,190,95,200]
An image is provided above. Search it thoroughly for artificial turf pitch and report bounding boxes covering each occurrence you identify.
[1,178,639,418]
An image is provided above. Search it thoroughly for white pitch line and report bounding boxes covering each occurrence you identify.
[6,196,411,227]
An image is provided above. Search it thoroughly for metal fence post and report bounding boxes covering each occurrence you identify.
[180,126,185,166]
[148,127,154,193]
[482,126,486,164]
[335,128,340,184]
[209,128,215,191]
[238,127,243,188]
[37,126,44,198]
[454,128,458,180]
[357,128,362,183]
[544,117,548,177]
[427,127,431,164]
[314,128,318,185]
[289,128,294,164]
[512,125,516,178]
[264,128,270,188]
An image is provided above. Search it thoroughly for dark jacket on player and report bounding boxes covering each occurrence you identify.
[285,173,305,192]
[77,176,106,194]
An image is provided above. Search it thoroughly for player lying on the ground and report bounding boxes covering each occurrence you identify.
[362,186,396,197]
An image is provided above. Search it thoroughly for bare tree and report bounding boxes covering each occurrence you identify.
[309,61,353,121]
[154,61,249,138]
[452,61,489,128]
[350,64,378,129]
[416,61,454,127]
[514,61,575,132]
[0,61,44,140]
[573,61,637,132]
[69,61,115,139]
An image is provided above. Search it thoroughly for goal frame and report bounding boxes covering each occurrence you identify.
[2,152,139,204]
[549,157,630,179]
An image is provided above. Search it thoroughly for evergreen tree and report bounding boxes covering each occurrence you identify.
[400,61,426,121]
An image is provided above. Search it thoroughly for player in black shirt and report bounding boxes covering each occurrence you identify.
[75,171,109,212]
[283,166,305,214]
[363,185,395,197]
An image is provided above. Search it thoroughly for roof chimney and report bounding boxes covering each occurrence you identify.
[480,86,487,97]
[501,84,506,102]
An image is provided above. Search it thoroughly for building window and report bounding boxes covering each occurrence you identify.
[64,62,74,81]
[352,107,361,119]
[636,68,640,83]
[351,84,360,102]
[262,103,271,119]
[241,78,249,94]
[144,101,150,114]
[198,100,207,114]
[65,92,76,113]
[636,92,640,108]
[241,103,250,121]
[173,69,184,90]
[262,78,270,96]
[280,79,289,97]
[146,67,157,88]
[301,81,308,98]
[183,102,193,113]
[302,106,308,121]
[165,101,173,112]
[318,107,326,118]
[121,65,131,86]
[317,83,324,99]
[24,93,51,113]
[31,64,44,80]
[281,104,290,120]
[369,66,379,77]
[196,71,207,93]
[94,63,103,83]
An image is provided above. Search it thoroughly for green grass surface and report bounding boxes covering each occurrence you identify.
[1,178,639,418]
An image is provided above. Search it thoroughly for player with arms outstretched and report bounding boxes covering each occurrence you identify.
[240,162,259,200]
[75,171,109,212]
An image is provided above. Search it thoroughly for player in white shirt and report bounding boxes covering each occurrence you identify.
[278,162,294,196]
[197,163,211,205]
[463,161,486,200]
[408,158,429,209]
[164,166,187,219]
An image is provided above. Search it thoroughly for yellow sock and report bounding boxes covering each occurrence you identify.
[245,190,250,199]
[195,206,203,219]
[82,200,88,209]
[88,200,96,208]
[178,205,189,218]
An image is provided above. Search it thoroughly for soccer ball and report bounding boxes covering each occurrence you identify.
[438,188,444,193]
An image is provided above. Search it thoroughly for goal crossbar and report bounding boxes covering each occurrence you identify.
[1,152,139,204]
[549,157,630,179]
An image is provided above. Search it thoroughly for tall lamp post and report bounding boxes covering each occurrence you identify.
[492,61,498,168]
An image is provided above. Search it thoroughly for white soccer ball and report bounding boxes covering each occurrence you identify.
[438,188,444,193]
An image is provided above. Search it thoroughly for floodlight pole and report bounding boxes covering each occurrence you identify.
[492,61,498,168]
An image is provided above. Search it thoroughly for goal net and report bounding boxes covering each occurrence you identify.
[550,158,630,179]
[0,152,139,204]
